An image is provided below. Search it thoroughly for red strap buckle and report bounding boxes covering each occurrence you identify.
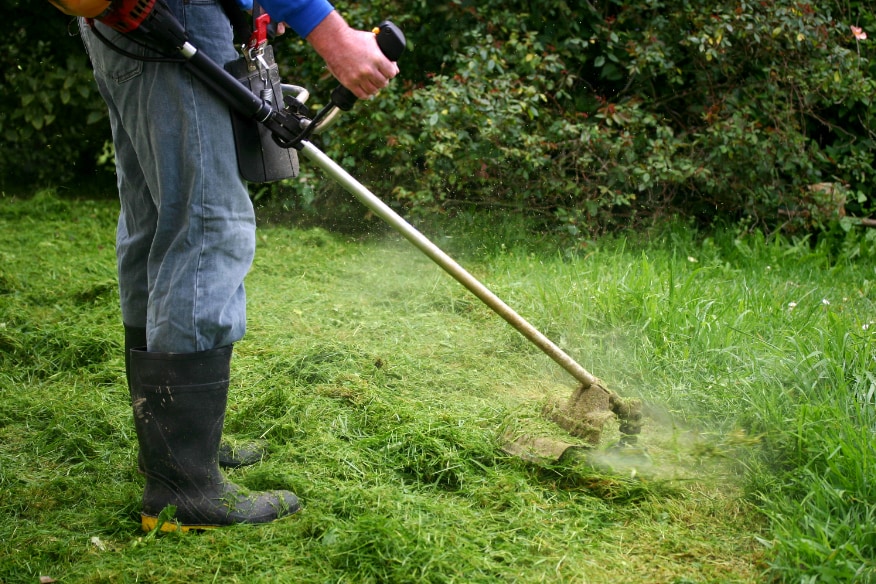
[248,13,271,50]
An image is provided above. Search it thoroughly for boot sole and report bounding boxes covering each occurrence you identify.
[142,514,218,533]
[141,505,302,532]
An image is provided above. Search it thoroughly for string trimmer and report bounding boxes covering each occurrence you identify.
[73,0,644,456]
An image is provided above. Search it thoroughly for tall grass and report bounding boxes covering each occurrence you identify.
[1,190,873,582]
[469,220,876,582]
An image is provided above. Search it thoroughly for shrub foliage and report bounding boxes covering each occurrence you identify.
[5,1,874,233]
[1,2,110,187]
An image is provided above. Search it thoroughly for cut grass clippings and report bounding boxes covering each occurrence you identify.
[1,189,874,582]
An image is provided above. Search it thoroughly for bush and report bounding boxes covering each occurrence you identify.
[0,2,111,188]
[5,1,874,235]
[308,0,875,235]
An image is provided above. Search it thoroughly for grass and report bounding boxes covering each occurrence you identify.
[1,188,874,582]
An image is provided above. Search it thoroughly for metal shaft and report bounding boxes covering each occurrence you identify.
[300,141,598,388]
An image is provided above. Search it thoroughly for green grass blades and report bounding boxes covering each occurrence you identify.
[2,191,874,582]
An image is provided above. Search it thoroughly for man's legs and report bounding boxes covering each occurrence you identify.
[81,0,297,529]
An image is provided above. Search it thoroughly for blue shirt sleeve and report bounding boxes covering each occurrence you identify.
[253,0,335,38]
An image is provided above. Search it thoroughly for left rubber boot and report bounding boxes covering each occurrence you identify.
[124,325,264,469]
[129,345,300,532]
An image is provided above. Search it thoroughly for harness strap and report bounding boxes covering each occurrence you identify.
[217,0,252,45]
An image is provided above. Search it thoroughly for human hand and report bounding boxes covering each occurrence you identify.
[307,12,400,100]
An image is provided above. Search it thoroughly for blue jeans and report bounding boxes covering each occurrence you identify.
[80,0,255,353]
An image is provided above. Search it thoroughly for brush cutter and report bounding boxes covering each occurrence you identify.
[79,0,643,454]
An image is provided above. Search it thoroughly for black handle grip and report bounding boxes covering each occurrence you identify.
[375,20,406,61]
[331,20,406,111]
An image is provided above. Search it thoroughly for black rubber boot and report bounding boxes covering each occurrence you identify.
[129,345,300,532]
[124,325,264,469]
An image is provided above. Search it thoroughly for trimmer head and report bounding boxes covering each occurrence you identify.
[543,382,643,446]
[500,383,644,465]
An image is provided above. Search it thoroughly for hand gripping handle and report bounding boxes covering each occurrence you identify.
[331,21,406,111]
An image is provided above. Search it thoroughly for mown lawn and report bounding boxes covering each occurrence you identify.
[1,190,873,583]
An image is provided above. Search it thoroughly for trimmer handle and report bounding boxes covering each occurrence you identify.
[331,20,406,111]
